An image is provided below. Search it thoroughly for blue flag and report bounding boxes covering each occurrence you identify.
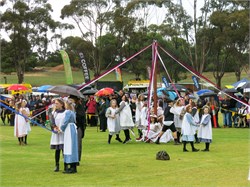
[192,75,200,90]
[162,77,170,88]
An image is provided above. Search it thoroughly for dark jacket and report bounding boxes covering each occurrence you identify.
[164,105,174,121]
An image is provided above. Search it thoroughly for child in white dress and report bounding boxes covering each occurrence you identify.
[106,99,122,144]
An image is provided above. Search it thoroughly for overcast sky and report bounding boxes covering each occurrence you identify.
[1,0,203,52]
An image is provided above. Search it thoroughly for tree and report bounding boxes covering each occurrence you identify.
[1,0,60,83]
[208,0,249,86]
[60,36,94,69]
[61,0,113,77]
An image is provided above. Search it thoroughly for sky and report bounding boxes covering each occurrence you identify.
[1,0,203,52]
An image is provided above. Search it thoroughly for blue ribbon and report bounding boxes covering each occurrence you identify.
[0,101,56,133]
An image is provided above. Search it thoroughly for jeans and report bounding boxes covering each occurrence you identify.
[223,112,232,127]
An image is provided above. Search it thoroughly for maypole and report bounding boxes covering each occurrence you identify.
[153,41,158,115]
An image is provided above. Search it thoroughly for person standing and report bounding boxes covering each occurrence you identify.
[170,98,185,143]
[60,99,78,174]
[14,100,29,145]
[69,95,86,166]
[198,105,213,151]
[181,105,200,152]
[155,99,180,145]
[105,99,122,144]
[116,95,135,144]
[86,95,97,126]
[98,97,107,132]
[50,98,66,172]
[135,94,145,140]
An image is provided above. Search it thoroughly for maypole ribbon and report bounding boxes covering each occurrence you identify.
[78,43,153,91]
[156,50,181,99]
[159,45,250,108]
[146,41,158,134]
[0,102,56,133]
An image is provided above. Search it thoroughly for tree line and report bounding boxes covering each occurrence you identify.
[1,0,249,87]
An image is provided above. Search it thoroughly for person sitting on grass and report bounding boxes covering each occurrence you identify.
[142,114,162,143]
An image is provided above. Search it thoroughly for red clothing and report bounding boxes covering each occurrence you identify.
[86,100,97,114]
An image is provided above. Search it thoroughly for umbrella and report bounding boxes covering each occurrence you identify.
[232,78,249,88]
[7,84,28,91]
[222,88,238,93]
[37,85,53,92]
[48,85,84,98]
[166,84,187,92]
[95,87,114,97]
[157,89,177,101]
[82,88,98,95]
[196,89,213,96]
[199,92,217,98]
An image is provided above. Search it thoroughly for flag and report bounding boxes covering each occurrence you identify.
[115,68,122,82]
[60,50,73,84]
[162,76,170,88]
[192,75,200,90]
[79,52,91,83]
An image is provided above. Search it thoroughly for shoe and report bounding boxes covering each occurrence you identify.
[115,137,123,143]
[136,137,142,140]
[155,138,160,144]
[192,148,200,152]
[54,165,59,172]
[123,139,131,144]
[202,149,209,152]
[63,168,76,174]
[183,149,189,152]
[174,142,180,145]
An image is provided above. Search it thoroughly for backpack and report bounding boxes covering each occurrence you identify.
[156,150,170,160]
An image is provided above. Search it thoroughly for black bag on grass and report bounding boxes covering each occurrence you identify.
[156,150,170,160]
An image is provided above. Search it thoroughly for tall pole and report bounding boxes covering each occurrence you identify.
[153,42,158,115]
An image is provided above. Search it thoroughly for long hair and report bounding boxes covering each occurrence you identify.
[65,99,75,112]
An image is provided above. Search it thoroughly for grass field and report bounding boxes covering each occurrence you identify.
[0,123,249,187]
[0,69,249,88]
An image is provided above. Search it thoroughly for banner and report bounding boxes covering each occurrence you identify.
[79,52,90,83]
[162,76,170,88]
[192,75,201,90]
[60,50,74,84]
[115,68,122,82]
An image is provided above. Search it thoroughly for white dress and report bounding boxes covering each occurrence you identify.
[50,110,66,148]
[139,106,148,129]
[181,113,198,142]
[135,101,143,126]
[119,101,135,129]
[142,123,173,143]
[106,107,121,135]
[170,105,184,129]
[198,114,212,143]
[14,107,30,137]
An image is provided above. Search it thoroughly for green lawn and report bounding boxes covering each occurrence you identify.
[0,69,249,88]
[0,123,249,187]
